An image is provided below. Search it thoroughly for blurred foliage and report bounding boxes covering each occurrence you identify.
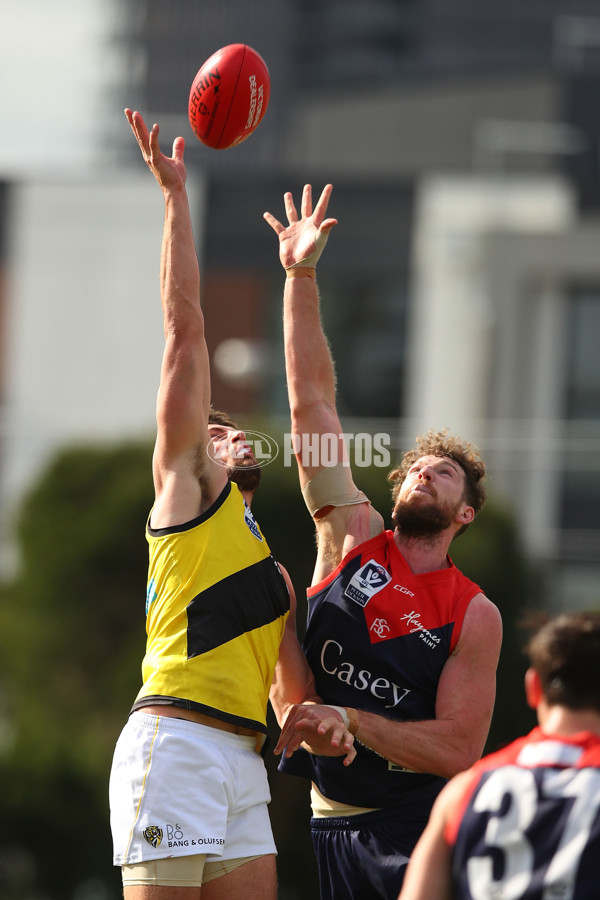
[448,500,542,751]
[0,442,153,899]
[0,434,539,898]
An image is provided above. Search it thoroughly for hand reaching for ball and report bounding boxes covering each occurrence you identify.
[125,109,187,194]
[264,184,338,270]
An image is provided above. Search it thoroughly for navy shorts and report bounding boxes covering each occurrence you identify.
[311,807,427,900]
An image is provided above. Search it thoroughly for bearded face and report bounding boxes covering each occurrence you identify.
[391,455,469,539]
[228,456,262,493]
[392,492,463,538]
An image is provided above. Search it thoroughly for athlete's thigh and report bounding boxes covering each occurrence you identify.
[201,854,277,900]
[123,886,201,900]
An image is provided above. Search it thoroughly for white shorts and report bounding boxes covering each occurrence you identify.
[109,711,277,866]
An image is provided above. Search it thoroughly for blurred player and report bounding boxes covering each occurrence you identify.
[399,611,600,900]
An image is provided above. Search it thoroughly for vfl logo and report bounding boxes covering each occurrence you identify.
[244,503,264,542]
[344,560,392,608]
[143,826,163,848]
[370,618,391,638]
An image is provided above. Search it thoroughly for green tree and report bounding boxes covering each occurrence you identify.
[0,442,154,899]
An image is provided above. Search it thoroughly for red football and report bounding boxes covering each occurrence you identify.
[188,44,270,150]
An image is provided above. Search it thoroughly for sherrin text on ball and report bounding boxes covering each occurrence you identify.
[188,43,270,150]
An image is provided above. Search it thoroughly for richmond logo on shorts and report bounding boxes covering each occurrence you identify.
[143,825,163,848]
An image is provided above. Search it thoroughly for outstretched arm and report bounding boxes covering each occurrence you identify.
[126,109,226,528]
[264,185,340,487]
[264,186,382,579]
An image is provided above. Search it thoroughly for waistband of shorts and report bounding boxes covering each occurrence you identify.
[310,806,404,830]
[129,710,261,751]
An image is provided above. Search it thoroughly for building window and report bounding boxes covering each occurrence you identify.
[560,287,600,544]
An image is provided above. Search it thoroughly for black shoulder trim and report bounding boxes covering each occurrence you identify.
[147,481,232,537]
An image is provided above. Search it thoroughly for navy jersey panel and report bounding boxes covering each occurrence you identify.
[279,529,482,809]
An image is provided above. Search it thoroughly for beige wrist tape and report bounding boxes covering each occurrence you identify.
[286,267,315,278]
[287,228,330,269]
[301,463,369,517]
[346,707,360,735]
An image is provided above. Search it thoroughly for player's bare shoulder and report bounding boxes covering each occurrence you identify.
[457,592,503,658]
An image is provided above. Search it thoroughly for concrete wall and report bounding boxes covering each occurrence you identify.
[1,174,205,548]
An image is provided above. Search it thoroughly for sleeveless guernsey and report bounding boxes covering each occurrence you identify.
[279,529,481,808]
[446,727,600,900]
[132,481,290,733]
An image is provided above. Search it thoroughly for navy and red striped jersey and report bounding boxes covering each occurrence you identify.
[279,529,482,810]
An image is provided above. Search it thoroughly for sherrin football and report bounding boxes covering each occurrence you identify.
[188,44,270,150]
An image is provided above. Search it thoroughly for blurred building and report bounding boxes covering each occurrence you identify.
[2,0,600,605]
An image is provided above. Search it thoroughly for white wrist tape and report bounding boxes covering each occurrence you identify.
[287,228,331,269]
[326,705,350,728]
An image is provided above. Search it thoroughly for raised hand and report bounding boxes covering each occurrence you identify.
[125,108,187,194]
[264,183,338,269]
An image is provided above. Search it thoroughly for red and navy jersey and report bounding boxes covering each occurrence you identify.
[279,529,482,810]
[446,728,600,900]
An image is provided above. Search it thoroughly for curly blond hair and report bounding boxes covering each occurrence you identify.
[388,429,486,532]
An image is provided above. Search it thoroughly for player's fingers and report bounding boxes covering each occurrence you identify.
[284,732,305,757]
[316,717,342,735]
[300,184,313,220]
[172,136,185,161]
[273,705,306,753]
[320,217,338,236]
[126,110,149,155]
[313,184,333,225]
[284,191,298,224]
[263,211,285,234]
[343,743,357,766]
[134,110,150,137]
[273,734,287,754]
[274,719,297,751]
[146,123,162,166]
[293,718,321,734]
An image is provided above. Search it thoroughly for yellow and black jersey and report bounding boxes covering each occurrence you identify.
[131,481,290,733]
